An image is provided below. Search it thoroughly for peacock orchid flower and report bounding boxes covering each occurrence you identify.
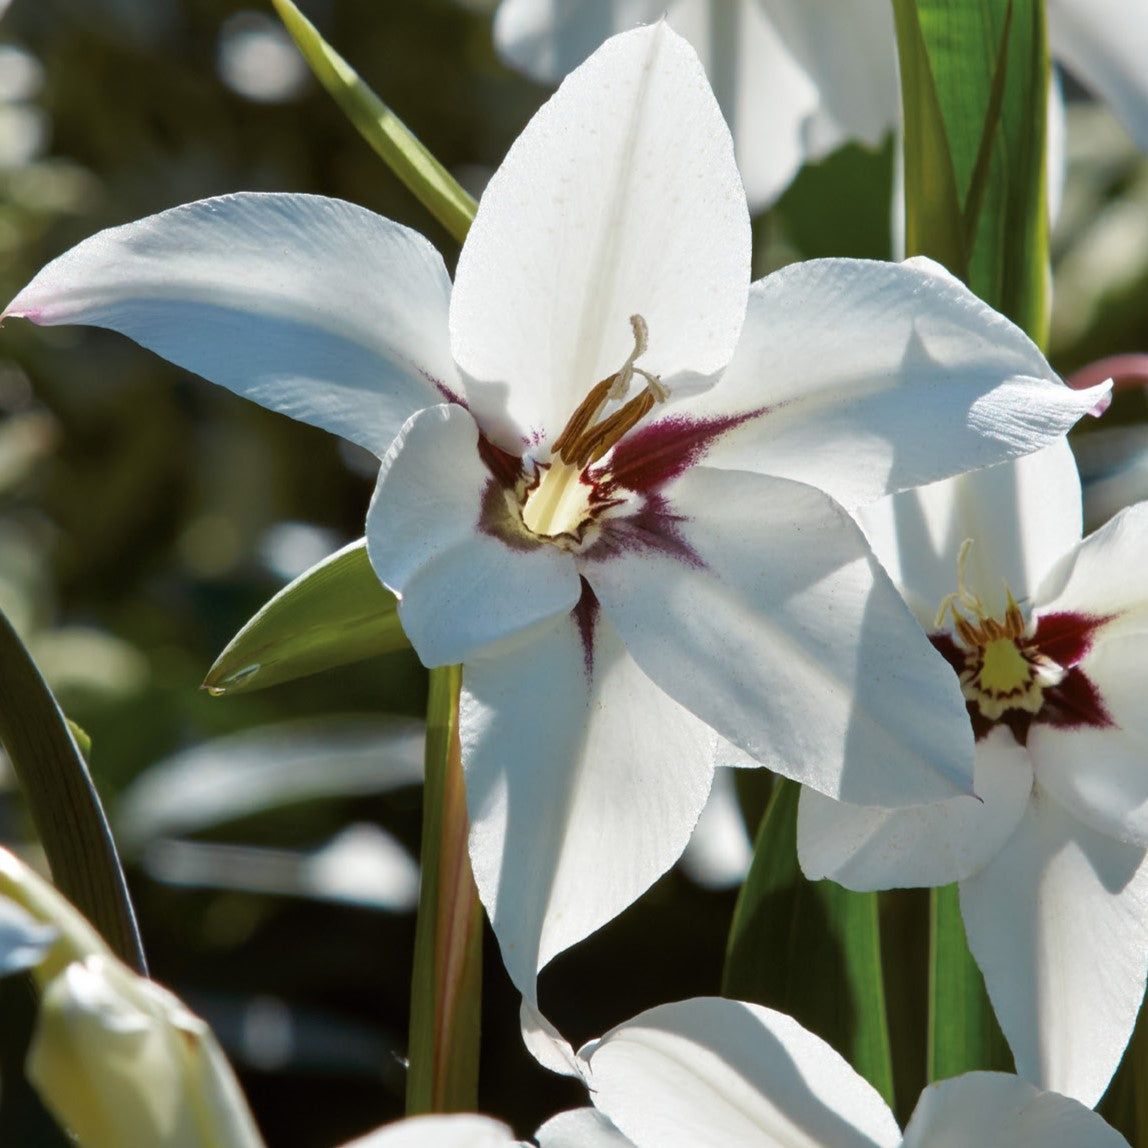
[523,996,1129,1148]
[799,439,1148,1107]
[2,24,1106,1004]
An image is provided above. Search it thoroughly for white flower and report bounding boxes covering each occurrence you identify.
[493,0,1148,212]
[799,439,1148,1106]
[3,25,1104,1003]
[526,996,1129,1148]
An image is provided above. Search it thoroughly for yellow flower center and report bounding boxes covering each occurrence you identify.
[521,314,666,541]
[936,540,1064,721]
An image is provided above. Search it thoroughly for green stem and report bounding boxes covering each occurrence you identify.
[0,606,145,973]
[406,664,483,1113]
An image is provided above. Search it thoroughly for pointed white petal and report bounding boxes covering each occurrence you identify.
[1035,501,1148,633]
[857,440,1082,619]
[582,998,901,1148]
[451,23,750,450]
[587,467,975,806]
[798,729,1033,890]
[960,788,1148,1106]
[366,405,581,666]
[5,194,455,455]
[1048,0,1148,151]
[683,259,1106,509]
[901,1071,1130,1148]
[1031,635,1148,847]
[340,1114,522,1148]
[536,1108,635,1148]
[462,610,716,1000]
[521,998,584,1078]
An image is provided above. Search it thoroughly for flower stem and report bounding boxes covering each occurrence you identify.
[406,663,483,1113]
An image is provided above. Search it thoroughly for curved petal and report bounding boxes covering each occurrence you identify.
[1035,501,1148,634]
[857,440,1082,620]
[536,1108,635,1148]
[797,729,1033,890]
[679,766,753,889]
[367,405,581,666]
[1031,634,1148,847]
[452,22,750,450]
[586,466,975,806]
[582,998,901,1148]
[901,1072,1130,1148]
[341,1115,522,1148]
[462,607,717,1001]
[5,193,454,456]
[960,788,1148,1106]
[1048,0,1148,152]
[761,0,899,157]
[681,259,1107,509]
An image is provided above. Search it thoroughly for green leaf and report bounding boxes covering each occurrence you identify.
[203,538,409,696]
[271,0,477,244]
[895,0,1049,342]
[406,664,482,1114]
[723,778,895,1109]
[0,607,145,973]
[927,883,1012,1080]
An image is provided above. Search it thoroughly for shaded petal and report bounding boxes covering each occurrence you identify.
[682,259,1106,509]
[0,897,56,977]
[5,193,455,456]
[462,608,716,1000]
[1032,634,1148,847]
[797,728,1033,890]
[587,466,975,806]
[679,766,753,889]
[857,440,1082,620]
[581,998,901,1148]
[452,23,750,450]
[367,405,581,666]
[901,1071,1130,1148]
[1048,0,1148,151]
[341,1115,522,1148]
[536,1109,635,1148]
[960,788,1148,1106]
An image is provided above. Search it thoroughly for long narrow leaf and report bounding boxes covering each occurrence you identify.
[723,778,895,1108]
[0,607,145,973]
[271,0,477,244]
[203,538,409,696]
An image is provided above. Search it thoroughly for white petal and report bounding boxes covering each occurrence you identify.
[960,787,1148,1106]
[1035,500,1148,631]
[901,1071,1130,1148]
[5,193,455,456]
[1031,634,1148,847]
[857,440,1082,619]
[536,1108,635,1148]
[451,23,750,450]
[462,609,716,1000]
[1048,0,1148,151]
[0,897,56,976]
[797,729,1033,890]
[682,259,1106,509]
[339,1114,522,1148]
[586,467,975,806]
[679,766,753,889]
[582,998,901,1148]
[366,404,581,666]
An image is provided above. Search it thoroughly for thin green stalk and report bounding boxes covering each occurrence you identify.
[406,664,483,1113]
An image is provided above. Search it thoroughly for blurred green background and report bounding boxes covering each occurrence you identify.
[0,1,1146,1144]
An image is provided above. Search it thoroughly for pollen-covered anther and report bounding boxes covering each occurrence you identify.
[937,540,1066,722]
[521,314,665,540]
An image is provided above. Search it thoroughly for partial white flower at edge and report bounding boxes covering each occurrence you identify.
[799,439,1148,1108]
[493,0,1148,215]
[3,25,1106,1009]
